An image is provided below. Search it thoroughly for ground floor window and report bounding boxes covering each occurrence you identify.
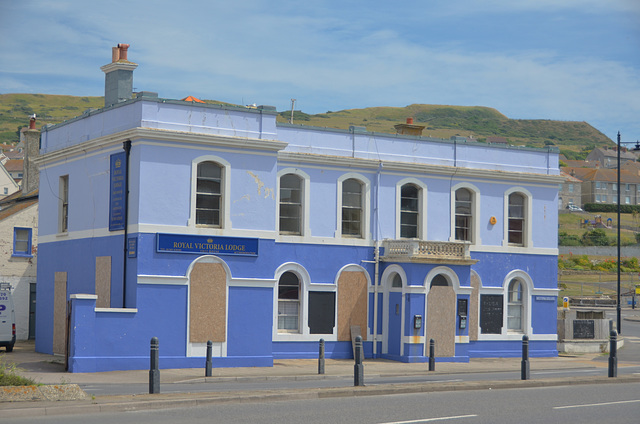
[278,271,300,332]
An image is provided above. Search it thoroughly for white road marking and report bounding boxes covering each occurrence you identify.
[377,414,477,424]
[532,369,598,375]
[554,399,640,409]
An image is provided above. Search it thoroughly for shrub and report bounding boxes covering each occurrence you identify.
[581,229,610,246]
[0,356,37,386]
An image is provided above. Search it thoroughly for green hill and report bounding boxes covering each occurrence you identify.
[0,94,612,157]
[0,94,103,144]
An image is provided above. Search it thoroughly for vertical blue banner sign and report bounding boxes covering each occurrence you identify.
[109,151,127,231]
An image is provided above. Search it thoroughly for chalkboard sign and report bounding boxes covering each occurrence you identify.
[480,294,503,334]
[308,292,335,334]
[573,319,595,339]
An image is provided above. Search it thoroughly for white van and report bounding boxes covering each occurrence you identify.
[0,283,16,352]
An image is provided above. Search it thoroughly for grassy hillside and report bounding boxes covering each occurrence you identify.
[276,104,611,153]
[0,94,103,144]
[0,94,612,155]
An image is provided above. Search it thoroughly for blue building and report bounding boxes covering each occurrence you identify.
[35,46,561,372]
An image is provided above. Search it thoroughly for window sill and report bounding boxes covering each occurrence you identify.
[11,253,33,258]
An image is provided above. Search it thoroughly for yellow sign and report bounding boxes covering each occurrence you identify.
[636,287,640,295]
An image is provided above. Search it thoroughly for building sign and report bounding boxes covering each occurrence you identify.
[156,233,258,256]
[128,237,137,258]
[534,296,556,302]
[109,152,127,231]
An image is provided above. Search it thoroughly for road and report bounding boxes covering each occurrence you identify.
[75,364,640,397]
[7,382,640,424]
[74,316,640,397]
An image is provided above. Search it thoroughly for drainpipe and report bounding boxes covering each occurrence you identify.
[373,162,383,357]
[122,139,131,308]
[373,240,380,356]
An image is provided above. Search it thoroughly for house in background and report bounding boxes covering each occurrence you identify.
[558,171,582,209]
[3,159,24,186]
[586,147,638,169]
[35,45,561,373]
[562,167,640,206]
[0,117,40,341]
[0,160,19,199]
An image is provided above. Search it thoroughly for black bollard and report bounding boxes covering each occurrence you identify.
[318,338,325,375]
[354,336,364,386]
[521,335,530,380]
[428,339,435,372]
[149,337,160,394]
[608,330,618,378]
[205,340,213,377]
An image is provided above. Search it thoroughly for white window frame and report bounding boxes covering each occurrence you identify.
[450,182,481,245]
[395,178,427,240]
[276,168,310,237]
[503,187,532,248]
[336,173,371,241]
[502,270,532,336]
[188,155,231,230]
[58,175,69,234]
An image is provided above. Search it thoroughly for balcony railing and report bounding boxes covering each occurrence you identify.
[381,239,473,263]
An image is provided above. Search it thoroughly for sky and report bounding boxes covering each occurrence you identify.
[1,0,639,142]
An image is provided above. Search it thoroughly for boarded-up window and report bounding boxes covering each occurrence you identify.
[308,292,335,334]
[480,294,503,334]
[190,262,226,343]
[338,271,367,341]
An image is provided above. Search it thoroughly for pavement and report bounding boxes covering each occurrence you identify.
[1,310,639,418]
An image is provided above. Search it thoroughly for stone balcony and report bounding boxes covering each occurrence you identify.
[381,239,477,264]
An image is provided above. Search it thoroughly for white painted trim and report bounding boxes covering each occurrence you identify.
[335,173,372,241]
[456,335,470,343]
[395,178,428,240]
[189,342,224,357]
[229,278,276,288]
[276,168,311,237]
[450,182,482,246]
[188,155,232,229]
[95,308,138,313]
[37,127,287,167]
[470,245,558,255]
[477,333,558,342]
[277,152,563,184]
[531,288,560,295]
[70,294,97,300]
[502,187,533,248]
[402,335,426,345]
[138,275,188,285]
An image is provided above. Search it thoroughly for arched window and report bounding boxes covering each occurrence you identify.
[507,279,523,331]
[342,178,363,237]
[391,272,403,288]
[400,184,419,238]
[278,271,301,332]
[431,274,449,287]
[455,188,472,241]
[508,193,525,246]
[279,173,303,235]
[196,161,222,226]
